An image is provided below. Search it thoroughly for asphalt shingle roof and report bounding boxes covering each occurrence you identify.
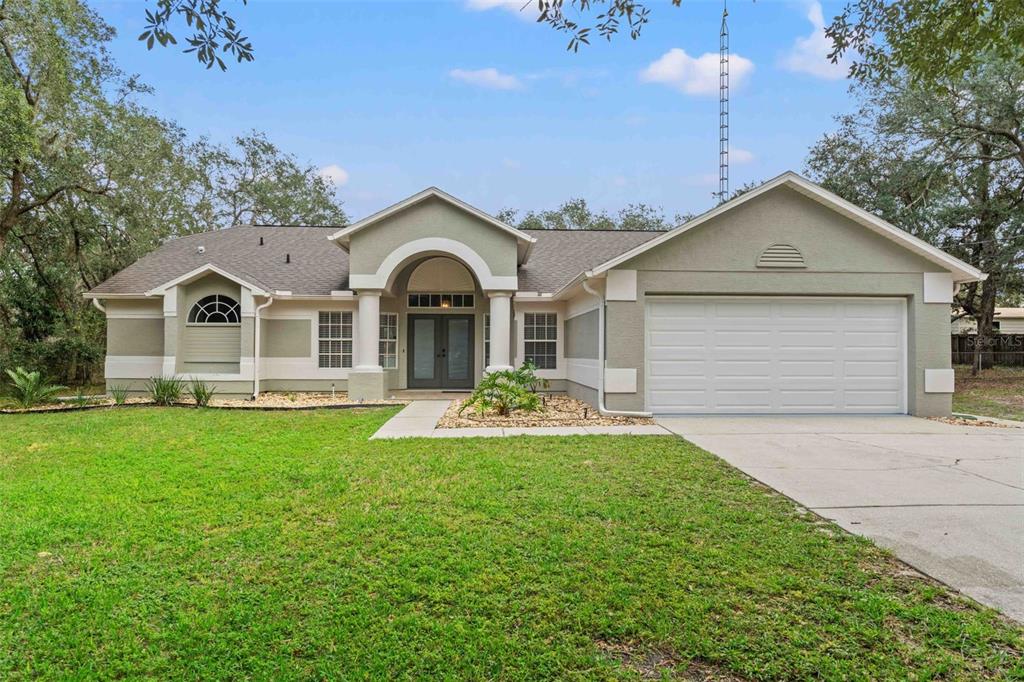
[88,225,663,296]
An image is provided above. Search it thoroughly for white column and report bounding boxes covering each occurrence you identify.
[487,292,513,372]
[355,290,382,371]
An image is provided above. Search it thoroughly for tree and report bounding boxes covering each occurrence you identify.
[498,197,683,231]
[0,0,348,384]
[806,56,1024,373]
[138,0,253,71]
[0,0,121,257]
[826,1,1024,86]
[195,131,348,226]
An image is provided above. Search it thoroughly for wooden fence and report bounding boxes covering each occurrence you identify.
[951,334,1024,367]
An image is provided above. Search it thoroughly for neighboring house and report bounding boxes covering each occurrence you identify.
[86,171,984,417]
[952,308,1024,334]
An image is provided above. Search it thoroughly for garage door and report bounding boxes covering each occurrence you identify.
[646,297,906,414]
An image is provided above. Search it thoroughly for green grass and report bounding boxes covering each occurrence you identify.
[953,365,1024,421]
[1,408,1021,680]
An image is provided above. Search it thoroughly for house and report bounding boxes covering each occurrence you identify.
[952,308,1024,334]
[85,171,984,417]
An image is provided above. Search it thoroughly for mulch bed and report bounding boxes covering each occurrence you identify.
[1,392,404,414]
[436,395,653,429]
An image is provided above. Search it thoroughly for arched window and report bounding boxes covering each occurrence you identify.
[188,294,241,324]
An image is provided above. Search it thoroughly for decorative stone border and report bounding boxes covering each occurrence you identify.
[0,401,403,415]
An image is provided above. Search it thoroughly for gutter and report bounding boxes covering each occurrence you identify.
[581,279,652,418]
[252,296,275,399]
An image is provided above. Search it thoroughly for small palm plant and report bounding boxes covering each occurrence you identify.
[147,376,184,406]
[4,367,66,409]
[458,364,543,417]
[188,379,216,407]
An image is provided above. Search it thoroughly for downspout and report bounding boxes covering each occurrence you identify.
[90,298,106,314]
[581,279,652,417]
[252,296,275,399]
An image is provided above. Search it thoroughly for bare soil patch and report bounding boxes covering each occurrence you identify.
[436,395,653,428]
[596,641,751,681]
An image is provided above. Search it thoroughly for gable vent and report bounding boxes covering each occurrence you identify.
[757,243,805,268]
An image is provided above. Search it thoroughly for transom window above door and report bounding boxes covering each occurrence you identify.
[408,293,475,309]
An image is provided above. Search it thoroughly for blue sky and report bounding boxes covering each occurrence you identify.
[97,0,855,221]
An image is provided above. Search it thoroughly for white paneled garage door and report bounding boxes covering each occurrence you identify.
[646,297,906,414]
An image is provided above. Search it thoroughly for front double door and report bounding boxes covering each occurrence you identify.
[407,314,474,389]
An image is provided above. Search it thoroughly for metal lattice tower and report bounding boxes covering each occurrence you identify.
[716,0,729,204]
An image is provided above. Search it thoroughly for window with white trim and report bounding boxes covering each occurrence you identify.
[483,313,491,367]
[187,294,240,325]
[318,311,352,369]
[379,313,398,369]
[523,312,557,370]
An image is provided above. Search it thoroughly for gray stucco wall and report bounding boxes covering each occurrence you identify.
[603,187,954,417]
[565,309,599,359]
[261,319,311,357]
[106,319,164,357]
[348,197,518,280]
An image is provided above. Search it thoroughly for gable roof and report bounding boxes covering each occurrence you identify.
[518,229,661,293]
[86,226,349,298]
[327,187,536,263]
[85,224,660,298]
[585,171,986,284]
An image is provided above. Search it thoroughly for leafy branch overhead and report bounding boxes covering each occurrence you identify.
[139,0,253,71]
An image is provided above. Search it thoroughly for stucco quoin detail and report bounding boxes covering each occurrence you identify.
[348,237,519,292]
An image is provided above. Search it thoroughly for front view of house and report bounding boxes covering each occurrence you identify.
[86,172,984,417]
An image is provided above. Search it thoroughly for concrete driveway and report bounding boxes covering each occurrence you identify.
[657,415,1024,621]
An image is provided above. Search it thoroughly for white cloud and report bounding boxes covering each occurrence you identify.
[464,0,539,20]
[731,148,755,164]
[640,48,754,95]
[778,1,850,80]
[319,164,349,186]
[449,67,524,91]
[502,158,522,169]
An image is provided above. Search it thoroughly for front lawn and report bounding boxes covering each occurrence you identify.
[954,365,1024,421]
[1,408,1020,679]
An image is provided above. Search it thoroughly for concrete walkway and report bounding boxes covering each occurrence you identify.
[371,400,670,439]
[657,415,1024,621]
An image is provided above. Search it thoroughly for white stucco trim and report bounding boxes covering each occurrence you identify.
[605,269,638,301]
[327,187,536,262]
[583,172,985,285]
[145,263,269,297]
[566,358,599,389]
[260,358,350,380]
[604,367,637,394]
[106,312,164,320]
[925,369,955,394]
[923,272,955,303]
[104,356,164,379]
[349,237,519,292]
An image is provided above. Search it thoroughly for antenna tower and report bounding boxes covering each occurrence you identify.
[715,0,729,204]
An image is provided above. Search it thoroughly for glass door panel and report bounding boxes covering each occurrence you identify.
[445,317,472,385]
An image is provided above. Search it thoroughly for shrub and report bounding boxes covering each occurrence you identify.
[71,388,92,407]
[4,367,66,408]
[109,385,130,405]
[147,376,184,406]
[188,379,216,407]
[458,363,544,417]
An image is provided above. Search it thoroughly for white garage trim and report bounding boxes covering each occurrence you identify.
[645,296,908,415]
